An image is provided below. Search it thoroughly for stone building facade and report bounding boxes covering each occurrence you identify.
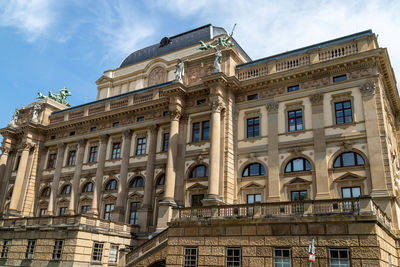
[0,24,400,266]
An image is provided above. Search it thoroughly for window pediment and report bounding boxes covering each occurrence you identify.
[334,172,365,183]
[187,183,208,191]
[285,177,311,186]
[240,182,264,190]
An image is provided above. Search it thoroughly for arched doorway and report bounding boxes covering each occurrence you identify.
[149,260,165,267]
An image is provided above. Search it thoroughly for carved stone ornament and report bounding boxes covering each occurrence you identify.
[99,134,109,144]
[77,138,87,147]
[289,147,303,156]
[0,146,11,155]
[342,141,352,150]
[8,109,20,128]
[169,110,182,121]
[31,103,42,123]
[360,80,377,97]
[123,130,133,138]
[148,67,165,87]
[22,143,35,151]
[266,101,279,113]
[309,93,323,106]
[149,125,159,134]
[211,100,225,113]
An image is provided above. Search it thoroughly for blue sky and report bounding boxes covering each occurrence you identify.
[1,0,400,145]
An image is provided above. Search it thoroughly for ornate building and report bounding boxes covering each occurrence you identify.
[0,24,400,266]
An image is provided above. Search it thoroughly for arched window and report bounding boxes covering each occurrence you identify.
[82,182,94,193]
[61,184,71,195]
[105,179,118,191]
[333,152,365,168]
[40,187,51,197]
[285,158,312,173]
[242,163,266,177]
[157,175,165,186]
[130,177,145,188]
[189,165,208,178]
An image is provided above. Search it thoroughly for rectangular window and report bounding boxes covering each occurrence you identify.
[47,153,57,169]
[92,242,104,262]
[81,205,90,214]
[201,121,209,140]
[191,194,204,207]
[25,240,36,259]
[39,208,47,216]
[89,146,98,163]
[104,204,114,220]
[52,240,64,260]
[341,186,361,211]
[197,99,206,105]
[329,248,350,267]
[287,85,300,92]
[136,138,146,155]
[192,122,200,142]
[59,207,68,215]
[247,94,258,100]
[162,133,169,152]
[274,248,291,267]
[67,150,76,166]
[112,122,120,127]
[335,100,352,124]
[291,191,307,201]
[1,240,11,259]
[109,244,118,263]
[90,127,97,132]
[137,116,144,122]
[288,109,303,132]
[192,121,210,142]
[184,247,198,267]
[111,142,121,159]
[163,111,169,117]
[247,117,260,138]
[15,155,21,171]
[226,247,241,266]
[333,74,347,83]
[246,194,261,204]
[129,202,140,225]
[70,131,75,136]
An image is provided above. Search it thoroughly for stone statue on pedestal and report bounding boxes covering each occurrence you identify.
[31,103,41,123]
[174,59,185,83]
[8,109,19,128]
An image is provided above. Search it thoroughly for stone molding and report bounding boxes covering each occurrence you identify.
[266,101,279,113]
[360,79,378,97]
[309,93,324,106]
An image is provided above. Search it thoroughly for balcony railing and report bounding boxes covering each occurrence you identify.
[172,197,392,230]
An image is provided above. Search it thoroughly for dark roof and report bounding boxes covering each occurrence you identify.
[119,24,251,68]
[237,30,374,70]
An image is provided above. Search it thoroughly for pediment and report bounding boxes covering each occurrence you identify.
[128,191,143,198]
[102,194,117,201]
[240,182,264,190]
[79,196,92,202]
[285,177,312,186]
[96,75,112,85]
[334,172,365,183]
[187,183,208,191]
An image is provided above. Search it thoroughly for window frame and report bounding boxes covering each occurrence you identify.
[329,248,350,267]
[191,120,210,142]
[273,248,292,267]
[242,163,266,177]
[60,184,71,195]
[333,74,347,83]
[104,203,115,220]
[136,137,147,155]
[82,182,94,193]
[47,153,57,169]
[129,202,140,225]
[246,117,260,138]
[52,240,64,260]
[333,152,364,168]
[25,240,36,259]
[130,177,145,188]
[105,179,118,191]
[184,247,198,267]
[67,150,76,166]
[226,247,242,266]
[59,207,68,215]
[246,194,262,204]
[287,109,303,132]
[81,205,91,214]
[92,242,104,263]
[40,187,51,197]
[109,244,118,263]
[287,85,300,92]
[111,142,121,159]
[189,165,208,178]
[162,132,169,152]
[1,240,11,259]
[334,100,353,125]
[88,145,98,163]
[284,157,312,173]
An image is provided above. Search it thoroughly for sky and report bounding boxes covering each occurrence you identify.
[0,0,399,145]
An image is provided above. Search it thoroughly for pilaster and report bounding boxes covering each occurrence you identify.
[68,139,87,214]
[266,101,280,202]
[48,142,65,215]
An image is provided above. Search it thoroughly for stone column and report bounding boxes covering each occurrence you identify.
[48,143,65,215]
[203,99,224,205]
[157,109,181,230]
[8,143,34,215]
[266,101,281,202]
[310,93,330,199]
[360,80,389,197]
[90,134,109,217]
[0,146,14,215]
[68,139,86,214]
[138,125,158,231]
[113,130,133,222]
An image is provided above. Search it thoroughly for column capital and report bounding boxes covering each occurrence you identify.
[309,93,324,106]
[149,125,159,135]
[360,79,378,98]
[211,99,225,113]
[266,101,279,113]
[77,138,87,147]
[22,142,36,151]
[123,129,133,139]
[0,146,11,156]
[56,142,65,150]
[169,110,182,121]
[99,134,109,144]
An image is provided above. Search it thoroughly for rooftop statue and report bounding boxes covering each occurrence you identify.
[199,24,236,73]
[37,87,72,107]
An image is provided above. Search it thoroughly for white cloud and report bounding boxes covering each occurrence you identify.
[0,0,55,41]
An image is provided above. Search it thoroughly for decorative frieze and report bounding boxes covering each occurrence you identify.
[360,80,378,97]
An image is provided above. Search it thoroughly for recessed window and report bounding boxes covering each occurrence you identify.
[184,247,198,267]
[162,133,169,152]
[70,131,75,136]
[25,240,36,259]
[88,146,98,162]
[137,116,144,122]
[15,155,21,171]
[112,122,120,127]
[333,152,364,168]
[247,194,261,204]
[104,204,114,220]
[342,187,361,199]
[105,179,118,191]
[197,99,206,105]
[1,240,11,259]
[39,208,47,216]
[129,202,140,225]
[247,117,260,138]
[109,245,118,263]
[136,137,146,155]
[82,182,94,193]
[52,240,64,260]
[111,142,121,159]
[285,158,312,173]
[157,175,165,186]
[47,153,57,169]
[92,242,104,262]
[242,163,266,177]
[335,100,352,124]
[40,187,51,197]
[81,205,91,214]
[130,177,145,188]
[90,127,97,132]
[59,207,68,215]
[329,248,350,267]
[287,85,300,92]
[67,150,76,166]
[51,135,56,140]
[226,247,241,266]
[274,248,291,267]
[163,111,169,117]
[288,109,303,132]
[291,190,307,201]
[190,165,208,178]
[333,74,347,83]
[247,94,258,100]
[60,184,71,195]
[192,121,209,142]
[191,194,204,207]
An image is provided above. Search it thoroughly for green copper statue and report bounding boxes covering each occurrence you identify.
[199,24,236,73]
[37,87,72,107]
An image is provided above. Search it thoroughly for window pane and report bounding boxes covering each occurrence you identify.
[247,195,254,204]
[341,153,355,167]
[356,154,364,165]
[352,187,361,198]
[292,159,303,171]
[255,194,261,202]
[249,164,260,176]
[342,188,351,198]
